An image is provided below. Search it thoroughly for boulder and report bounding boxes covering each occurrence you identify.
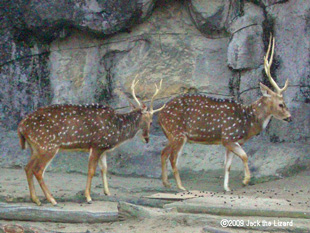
[186,0,241,37]
[48,1,233,106]
[227,3,265,70]
[0,22,51,130]
[261,0,289,7]
[265,0,310,142]
[238,67,265,105]
[4,0,156,42]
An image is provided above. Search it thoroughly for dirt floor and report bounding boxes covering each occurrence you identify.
[0,168,310,232]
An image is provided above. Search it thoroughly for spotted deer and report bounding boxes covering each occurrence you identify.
[158,36,292,192]
[18,77,165,206]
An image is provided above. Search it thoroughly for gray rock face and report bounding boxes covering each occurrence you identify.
[1,0,156,129]
[1,0,309,183]
[227,3,265,70]
[227,25,264,70]
[47,1,233,107]
[239,67,265,105]
[5,0,155,42]
[187,0,241,37]
[262,0,288,7]
[0,20,51,130]
[265,0,310,142]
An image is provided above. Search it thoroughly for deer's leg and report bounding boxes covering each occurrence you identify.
[32,148,59,206]
[224,149,234,192]
[25,146,41,205]
[161,144,172,188]
[224,142,250,186]
[85,148,101,204]
[170,136,187,191]
[99,153,110,196]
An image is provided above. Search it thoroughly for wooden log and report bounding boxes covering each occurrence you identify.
[164,202,310,219]
[0,203,119,223]
[0,224,49,233]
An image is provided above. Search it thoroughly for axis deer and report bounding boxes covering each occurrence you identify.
[18,77,165,206]
[158,36,292,192]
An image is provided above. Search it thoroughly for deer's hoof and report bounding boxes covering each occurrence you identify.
[50,199,58,206]
[178,186,187,191]
[32,198,41,206]
[104,191,111,196]
[86,197,93,204]
[242,177,250,186]
[163,182,172,188]
[35,201,42,206]
[224,187,231,192]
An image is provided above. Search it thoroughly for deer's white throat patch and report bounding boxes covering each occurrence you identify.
[262,115,272,129]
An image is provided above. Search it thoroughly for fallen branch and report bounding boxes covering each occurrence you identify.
[164,202,310,219]
[0,202,119,223]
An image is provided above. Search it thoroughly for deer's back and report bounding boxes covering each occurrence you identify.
[18,104,117,150]
[158,94,256,144]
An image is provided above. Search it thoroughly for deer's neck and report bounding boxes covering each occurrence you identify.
[116,110,142,142]
[250,97,272,133]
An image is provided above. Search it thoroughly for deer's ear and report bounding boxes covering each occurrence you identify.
[260,83,273,97]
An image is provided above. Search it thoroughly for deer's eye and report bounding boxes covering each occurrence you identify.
[279,104,284,108]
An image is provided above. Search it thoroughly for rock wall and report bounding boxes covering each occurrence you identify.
[1,0,309,182]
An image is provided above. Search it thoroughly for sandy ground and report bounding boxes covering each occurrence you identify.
[0,168,310,232]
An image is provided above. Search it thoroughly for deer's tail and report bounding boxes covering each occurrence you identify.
[18,129,26,150]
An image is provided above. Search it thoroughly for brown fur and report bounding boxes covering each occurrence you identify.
[18,104,153,205]
[158,89,291,191]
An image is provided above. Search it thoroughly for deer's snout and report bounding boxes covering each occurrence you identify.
[144,137,149,143]
[283,117,292,122]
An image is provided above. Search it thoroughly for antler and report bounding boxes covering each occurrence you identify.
[150,79,166,114]
[264,35,289,95]
[131,74,142,107]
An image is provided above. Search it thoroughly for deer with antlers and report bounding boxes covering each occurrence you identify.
[158,36,292,192]
[18,77,165,206]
